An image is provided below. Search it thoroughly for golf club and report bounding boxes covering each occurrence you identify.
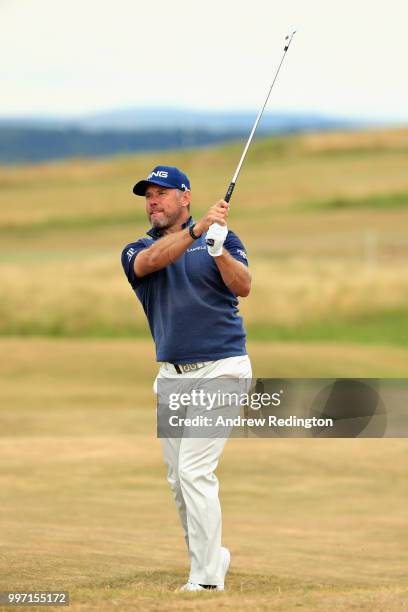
[206,31,296,247]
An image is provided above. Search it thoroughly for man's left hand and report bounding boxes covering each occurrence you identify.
[206,223,228,257]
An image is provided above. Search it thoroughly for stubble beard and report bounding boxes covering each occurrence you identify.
[149,205,184,231]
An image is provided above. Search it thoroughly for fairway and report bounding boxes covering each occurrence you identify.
[1,129,408,609]
[1,339,408,610]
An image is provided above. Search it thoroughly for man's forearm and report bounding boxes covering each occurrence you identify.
[214,251,251,297]
[135,228,194,277]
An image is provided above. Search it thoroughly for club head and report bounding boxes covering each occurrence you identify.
[284,30,296,50]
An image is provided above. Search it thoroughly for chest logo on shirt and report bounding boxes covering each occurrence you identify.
[187,245,207,253]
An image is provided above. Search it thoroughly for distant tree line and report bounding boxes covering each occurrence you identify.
[0,127,249,164]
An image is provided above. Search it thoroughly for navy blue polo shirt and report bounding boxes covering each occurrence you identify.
[121,218,249,364]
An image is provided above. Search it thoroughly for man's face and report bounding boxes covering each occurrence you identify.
[145,184,188,230]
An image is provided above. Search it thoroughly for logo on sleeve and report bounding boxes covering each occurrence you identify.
[237,248,247,260]
[126,247,136,261]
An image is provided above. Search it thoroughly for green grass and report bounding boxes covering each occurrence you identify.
[248,309,408,346]
[2,189,408,235]
[0,211,147,233]
[302,191,408,211]
[1,309,408,348]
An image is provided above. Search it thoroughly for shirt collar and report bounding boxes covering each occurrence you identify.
[146,215,194,238]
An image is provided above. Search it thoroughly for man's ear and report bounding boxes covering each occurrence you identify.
[181,190,191,209]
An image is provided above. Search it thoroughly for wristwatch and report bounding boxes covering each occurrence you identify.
[189,224,200,240]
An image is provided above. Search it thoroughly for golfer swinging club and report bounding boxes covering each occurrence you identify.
[121,165,252,591]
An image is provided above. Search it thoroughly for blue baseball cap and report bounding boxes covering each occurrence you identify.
[133,165,191,196]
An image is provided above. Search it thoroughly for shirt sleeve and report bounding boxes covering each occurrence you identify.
[223,230,249,266]
[121,239,150,288]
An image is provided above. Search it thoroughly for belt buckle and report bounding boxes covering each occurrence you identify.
[178,362,205,374]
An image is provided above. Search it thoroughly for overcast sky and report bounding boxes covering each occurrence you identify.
[1,0,407,121]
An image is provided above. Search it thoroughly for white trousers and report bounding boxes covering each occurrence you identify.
[154,354,252,586]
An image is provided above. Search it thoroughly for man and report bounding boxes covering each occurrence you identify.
[121,165,252,592]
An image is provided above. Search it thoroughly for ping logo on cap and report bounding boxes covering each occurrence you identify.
[133,165,191,196]
[148,170,169,179]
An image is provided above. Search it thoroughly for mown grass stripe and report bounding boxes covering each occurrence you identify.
[0,211,146,233]
[0,310,407,346]
[301,192,408,211]
[248,310,408,346]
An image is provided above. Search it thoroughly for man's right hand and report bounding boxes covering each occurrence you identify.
[194,200,229,236]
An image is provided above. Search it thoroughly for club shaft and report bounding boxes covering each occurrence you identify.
[224,31,296,203]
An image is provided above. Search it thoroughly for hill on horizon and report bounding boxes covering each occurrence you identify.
[0,106,361,164]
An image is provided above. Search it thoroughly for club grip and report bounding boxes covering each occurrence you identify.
[224,182,236,203]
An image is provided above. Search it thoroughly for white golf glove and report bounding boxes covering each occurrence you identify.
[206,223,228,257]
